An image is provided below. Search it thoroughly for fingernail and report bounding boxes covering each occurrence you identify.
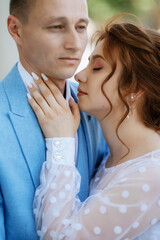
[26,81,32,88]
[31,72,39,80]
[41,73,48,81]
[27,93,32,100]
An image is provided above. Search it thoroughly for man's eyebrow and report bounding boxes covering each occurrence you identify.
[78,18,89,24]
[44,17,89,24]
[88,54,105,62]
[44,17,67,24]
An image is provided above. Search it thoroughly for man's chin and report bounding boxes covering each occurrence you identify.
[52,70,77,80]
[48,73,75,82]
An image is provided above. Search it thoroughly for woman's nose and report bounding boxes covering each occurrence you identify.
[74,68,87,83]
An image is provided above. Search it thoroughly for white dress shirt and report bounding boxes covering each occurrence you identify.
[17,61,78,163]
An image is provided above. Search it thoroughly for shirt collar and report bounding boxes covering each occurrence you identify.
[17,61,71,103]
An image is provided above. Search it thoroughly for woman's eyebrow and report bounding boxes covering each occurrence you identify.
[88,54,105,62]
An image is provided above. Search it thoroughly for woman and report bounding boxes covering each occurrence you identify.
[28,17,160,239]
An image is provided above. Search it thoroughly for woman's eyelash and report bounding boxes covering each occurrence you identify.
[93,67,102,71]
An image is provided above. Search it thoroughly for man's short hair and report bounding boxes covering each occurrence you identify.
[9,0,36,23]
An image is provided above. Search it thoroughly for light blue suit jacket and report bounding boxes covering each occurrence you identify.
[0,64,108,240]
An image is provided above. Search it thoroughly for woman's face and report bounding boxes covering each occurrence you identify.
[75,40,124,121]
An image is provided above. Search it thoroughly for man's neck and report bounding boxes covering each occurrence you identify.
[18,60,66,96]
[18,61,71,101]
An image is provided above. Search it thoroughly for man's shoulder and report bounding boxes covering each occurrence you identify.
[0,64,19,88]
[0,80,9,108]
[0,63,20,110]
[1,63,18,79]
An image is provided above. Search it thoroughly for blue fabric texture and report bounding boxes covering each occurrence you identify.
[0,64,108,240]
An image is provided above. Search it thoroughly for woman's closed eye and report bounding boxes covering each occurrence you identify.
[93,67,103,71]
[92,60,104,71]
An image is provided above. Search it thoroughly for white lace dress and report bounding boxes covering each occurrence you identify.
[34,138,160,240]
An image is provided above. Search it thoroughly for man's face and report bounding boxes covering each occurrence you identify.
[18,0,89,81]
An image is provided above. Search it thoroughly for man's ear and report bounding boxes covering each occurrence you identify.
[7,15,22,45]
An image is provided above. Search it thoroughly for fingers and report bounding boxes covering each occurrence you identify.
[32,73,67,108]
[27,73,81,137]
[44,79,67,107]
[31,73,59,109]
[27,83,51,116]
[27,93,45,122]
[69,98,80,125]
[27,73,80,138]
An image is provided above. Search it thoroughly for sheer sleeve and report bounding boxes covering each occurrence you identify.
[34,138,160,240]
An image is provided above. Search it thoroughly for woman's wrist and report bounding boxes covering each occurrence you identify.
[45,138,75,168]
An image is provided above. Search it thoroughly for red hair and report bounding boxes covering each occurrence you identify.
[96,15,160,158]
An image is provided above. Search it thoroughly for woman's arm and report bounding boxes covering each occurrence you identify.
[34,136,160,240]
[28,77,160,240]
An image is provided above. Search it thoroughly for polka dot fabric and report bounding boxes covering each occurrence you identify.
[34,138,160,240]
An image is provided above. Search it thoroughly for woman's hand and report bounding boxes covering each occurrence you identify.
[27,74,80,138]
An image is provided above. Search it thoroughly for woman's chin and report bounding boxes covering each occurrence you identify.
[78,103,96,117]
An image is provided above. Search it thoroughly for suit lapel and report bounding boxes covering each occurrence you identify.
[4,65,45,188]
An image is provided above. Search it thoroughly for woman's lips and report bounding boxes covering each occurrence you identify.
[77,87,87,97]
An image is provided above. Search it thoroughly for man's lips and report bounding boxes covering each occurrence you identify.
[59,57,80,64]
[59,57,80,60]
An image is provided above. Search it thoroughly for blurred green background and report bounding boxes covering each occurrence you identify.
[1,0,160,80]
[87,0,160,29]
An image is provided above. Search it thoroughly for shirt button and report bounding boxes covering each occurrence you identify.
[53,152,63,162]
[53,140,63,148]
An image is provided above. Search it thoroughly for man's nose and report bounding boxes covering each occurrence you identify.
[64,29,82,51]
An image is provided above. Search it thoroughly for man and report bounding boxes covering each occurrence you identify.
[0,0,108,239]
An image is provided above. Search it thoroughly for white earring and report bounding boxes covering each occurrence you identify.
[131,94,136,100]
[126,96,131,119]
[126,94,136,119]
